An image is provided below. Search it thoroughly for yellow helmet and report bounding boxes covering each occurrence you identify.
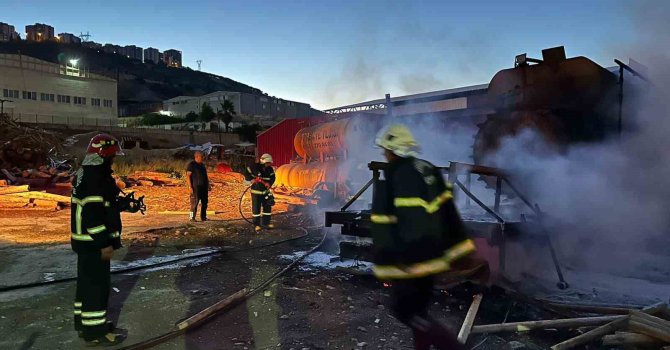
[260,153,273,164]
[375,124,419,157]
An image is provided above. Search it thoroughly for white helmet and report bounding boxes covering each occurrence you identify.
[375,124,419,157]
[260,153,273,164]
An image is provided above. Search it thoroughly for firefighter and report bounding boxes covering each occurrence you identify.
[71,134,126,346]
[244,153,275,232]
[371,124,475,350]
[186,151,210,222]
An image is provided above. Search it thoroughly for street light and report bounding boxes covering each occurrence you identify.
[69,58,79,67]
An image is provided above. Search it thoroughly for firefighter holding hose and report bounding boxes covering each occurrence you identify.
[371,124,475,350]
[71,134,134,346]
[244,153,276,232]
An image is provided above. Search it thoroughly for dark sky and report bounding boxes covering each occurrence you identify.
[4,0,640,109]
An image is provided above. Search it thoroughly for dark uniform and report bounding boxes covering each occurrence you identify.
[187,160,209,221]
[71,157,122,341]
[371,156,475,350]
[244,162,275,227]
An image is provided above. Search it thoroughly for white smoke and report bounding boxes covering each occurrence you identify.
[483,2,670,282]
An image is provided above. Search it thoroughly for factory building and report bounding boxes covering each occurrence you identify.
[0,54,118,123]
[163,91,314,120]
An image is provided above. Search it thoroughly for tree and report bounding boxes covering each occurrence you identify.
[219,100,236,132]
[185,111,199,122]
[233,123,263,143]
[199,102,215,131]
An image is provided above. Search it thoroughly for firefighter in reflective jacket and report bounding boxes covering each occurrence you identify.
[244,153,276,232]
[371,124,475,350]
[71,134,126,346]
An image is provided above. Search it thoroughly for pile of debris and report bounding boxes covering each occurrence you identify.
[458,294,670,349]
[0,115,64,170]
[117,171,183,188]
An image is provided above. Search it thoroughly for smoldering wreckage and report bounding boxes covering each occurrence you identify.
[0,46,668,349]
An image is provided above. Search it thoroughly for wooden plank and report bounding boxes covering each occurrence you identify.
[602,332,662,346]
[629,310,670,343]
[629,320,670,343]
[176,288,248,330]
[549,317,628,350]
[545,302,636,315]
[471,315,624,334]
[7,191,70,203]
[458,294,483,344]
[0,185,30,195]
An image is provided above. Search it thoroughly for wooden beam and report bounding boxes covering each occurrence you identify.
[602,332,662,346]
[550,316,628,350]
[471,315,624,334]
[7,191,70,203]
[175,288,248,330]
[0,185,30,195]
[629,310,670,343]
[457,294,483,344]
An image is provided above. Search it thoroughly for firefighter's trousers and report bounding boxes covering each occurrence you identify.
[390,276,464,350]
[190,187,208,220]
[251,193,271,226]
[74,251,111,341]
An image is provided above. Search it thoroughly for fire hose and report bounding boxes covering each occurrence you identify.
[238,180,275,226]
[117,227,326,350]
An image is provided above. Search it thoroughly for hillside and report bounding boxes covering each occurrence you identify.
[0,41,264,106]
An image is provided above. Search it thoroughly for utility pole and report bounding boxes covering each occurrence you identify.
[0,99,12,115]
[196,60,202,71]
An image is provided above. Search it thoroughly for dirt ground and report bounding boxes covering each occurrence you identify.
[0,176,288,246]
[0,214,572,350]
[0,184,668,350]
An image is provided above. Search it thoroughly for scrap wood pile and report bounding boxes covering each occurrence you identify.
[457,294,670,349]
[0,115,64,170]
[117,171,184,188]
[0,116,73,209]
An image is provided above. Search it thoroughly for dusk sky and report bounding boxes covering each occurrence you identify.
[5,0,640,110]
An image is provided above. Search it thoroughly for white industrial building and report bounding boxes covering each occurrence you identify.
[163,91,313,120]
[0,54,118,123]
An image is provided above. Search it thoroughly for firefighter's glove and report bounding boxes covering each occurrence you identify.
[101,246,114,261]
[118,192,147,215]
[265,192,276,207]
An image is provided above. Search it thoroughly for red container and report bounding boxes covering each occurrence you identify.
[256,112,378,167]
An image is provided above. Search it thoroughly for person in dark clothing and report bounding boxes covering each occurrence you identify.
[244,153,275,232]
[186,151,210,221]
[371,124,475,350]
[71,134,126,346]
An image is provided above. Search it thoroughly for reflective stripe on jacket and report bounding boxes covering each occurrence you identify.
[244,162,275,194]
[70,164,122,252]
[371,157,474,280]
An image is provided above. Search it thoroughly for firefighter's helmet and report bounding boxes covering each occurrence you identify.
[86,134,124,158]
[375,124,419,157]
[260,153,273,164]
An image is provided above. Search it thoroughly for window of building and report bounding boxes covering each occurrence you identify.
[57,95,71,104]
[92,98,101,106]
[40,93,53,101]
[74,96,87,105]
[103,99,113,108]
[3,89,8,98]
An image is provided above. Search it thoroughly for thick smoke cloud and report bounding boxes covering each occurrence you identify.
[482,1,670,282]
